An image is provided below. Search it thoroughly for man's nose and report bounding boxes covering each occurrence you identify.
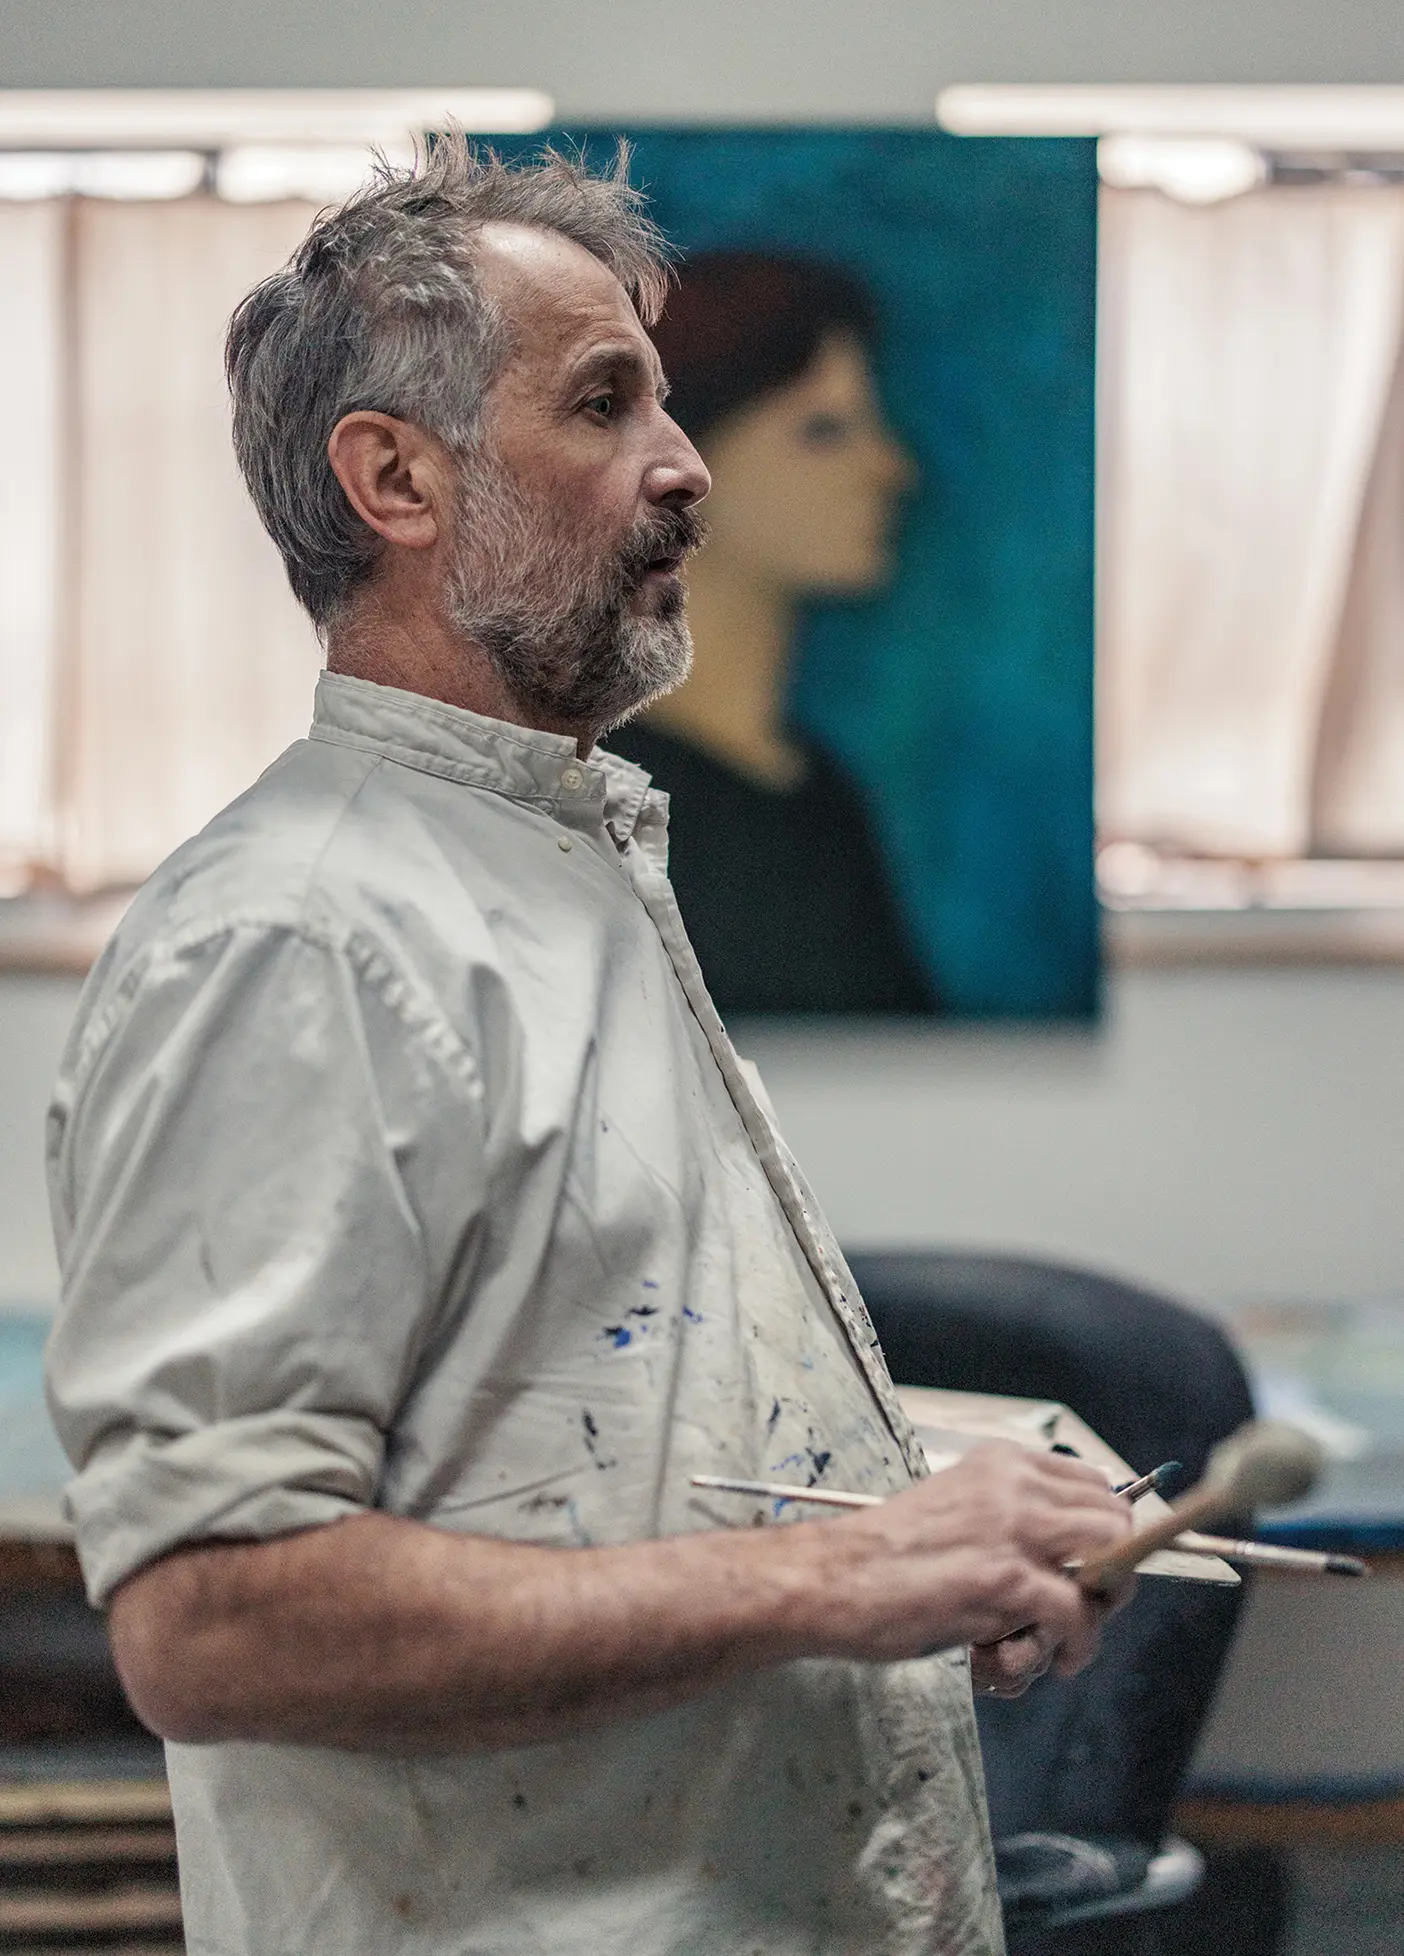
[645,413,711,508]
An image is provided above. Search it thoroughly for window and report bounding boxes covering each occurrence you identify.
[944,87,1404,925]
[0,192,330,896]
[1097,176,1404,908]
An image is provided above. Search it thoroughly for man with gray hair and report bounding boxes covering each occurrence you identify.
[45,140,1129,1956]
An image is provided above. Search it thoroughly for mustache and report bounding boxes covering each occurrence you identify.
[614,504,710,590]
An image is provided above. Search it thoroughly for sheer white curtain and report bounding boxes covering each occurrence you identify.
[61,196,324,891]
[0,201,65,884]
[1313,333,1404,852]
[1098,183,1404,859]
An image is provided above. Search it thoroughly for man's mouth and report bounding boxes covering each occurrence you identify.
[621,509,707,597]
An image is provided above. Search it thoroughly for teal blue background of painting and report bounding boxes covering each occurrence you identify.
[498,129,1100,1017]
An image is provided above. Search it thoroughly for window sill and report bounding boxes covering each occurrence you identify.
[1106,905,1404,968]
[1100,849,1404,966]
[0,891,133,976]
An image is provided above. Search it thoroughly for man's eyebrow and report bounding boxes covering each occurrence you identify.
[567,342,669,402]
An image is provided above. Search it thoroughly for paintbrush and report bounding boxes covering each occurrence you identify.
[688,1464,1367,1578]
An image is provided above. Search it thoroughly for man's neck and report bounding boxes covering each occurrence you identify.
[326,576,594,757]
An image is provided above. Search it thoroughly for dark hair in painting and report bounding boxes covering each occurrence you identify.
[651,251,878,443]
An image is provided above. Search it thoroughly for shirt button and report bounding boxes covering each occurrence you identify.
[561,765,585,792]
[558,836,573,853]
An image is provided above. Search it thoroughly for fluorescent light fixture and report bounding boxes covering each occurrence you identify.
[0,88,554,150]
[216,144,412,205]
[0,152,73,200]
[72,150,206,200]
[1098,134,1266,204]
[0,148,205,200]
[937,85,1404,149]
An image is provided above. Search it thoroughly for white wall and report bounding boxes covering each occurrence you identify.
[746,964,1404,1304]
[6,963,1403,1311]
[1,0,1403,110]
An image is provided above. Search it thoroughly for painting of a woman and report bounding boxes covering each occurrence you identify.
[615,252,938,1014]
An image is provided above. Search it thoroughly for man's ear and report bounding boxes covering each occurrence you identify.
[327,412,447,550]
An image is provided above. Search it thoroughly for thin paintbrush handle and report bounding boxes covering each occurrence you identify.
[688,1468,1166,1512]
[1175,1531,1367,1576]
[1074,1483,1229,1591]
[689,1474,881,1509]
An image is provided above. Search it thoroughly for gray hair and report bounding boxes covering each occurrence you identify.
[225,135,672,631]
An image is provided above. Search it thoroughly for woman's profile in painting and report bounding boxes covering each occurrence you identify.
[615,252,938,1015]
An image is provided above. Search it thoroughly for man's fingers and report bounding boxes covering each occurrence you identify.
[954,1442,1108,1497]
[970,1628,1054,1699]
[834,1442,1142,1671]
[969,1585,1110,1696]
[1031,1499,1136,1570]
[1028,1452,1122,1494]
[996,1567,1115,1681]
[1051,1597,1112,1679]
[952,1445,1137,1564]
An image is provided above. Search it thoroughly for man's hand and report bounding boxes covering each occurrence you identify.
[967,1610,1120,1700]
[805,1443,1134,1687]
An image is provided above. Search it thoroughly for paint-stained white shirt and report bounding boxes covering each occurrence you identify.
[46,671,1003,1956]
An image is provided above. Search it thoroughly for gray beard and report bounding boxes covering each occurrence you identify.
[446,459,695,734]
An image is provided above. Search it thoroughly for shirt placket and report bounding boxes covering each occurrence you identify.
[624,844,928,1485]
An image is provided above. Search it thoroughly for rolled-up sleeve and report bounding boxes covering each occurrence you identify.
[45,920,488,1606]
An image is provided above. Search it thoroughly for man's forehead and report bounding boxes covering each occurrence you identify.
[473,221,656,372]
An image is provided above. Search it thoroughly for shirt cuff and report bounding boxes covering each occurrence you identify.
[67,1411,385,1607]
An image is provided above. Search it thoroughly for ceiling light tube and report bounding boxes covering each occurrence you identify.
[1097,134,1267,204]
[938,84,1404,151]
[0,148,207,200]
[0,89,554,151]
[215,144,414,205]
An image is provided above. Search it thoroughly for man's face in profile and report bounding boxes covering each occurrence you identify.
[444,223,711,734]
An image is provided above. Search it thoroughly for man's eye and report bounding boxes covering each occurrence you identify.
[585,392,615,418]
[799,411,851,447]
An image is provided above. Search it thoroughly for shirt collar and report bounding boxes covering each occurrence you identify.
[309,670,663,848]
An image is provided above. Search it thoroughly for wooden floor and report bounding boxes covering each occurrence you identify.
[1180,1794,1404,1849]
[1,1946,182,1955]
[0,1779,180,1953]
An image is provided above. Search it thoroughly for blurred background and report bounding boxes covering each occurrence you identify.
[3,3,1404,1952]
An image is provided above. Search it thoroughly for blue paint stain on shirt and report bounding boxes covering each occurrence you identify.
[600,1301,663,1350]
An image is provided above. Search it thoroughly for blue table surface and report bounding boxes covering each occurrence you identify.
[0,1313,71,1499]
[1212,1297,1404,1553]
[7,1298,1404,1551]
